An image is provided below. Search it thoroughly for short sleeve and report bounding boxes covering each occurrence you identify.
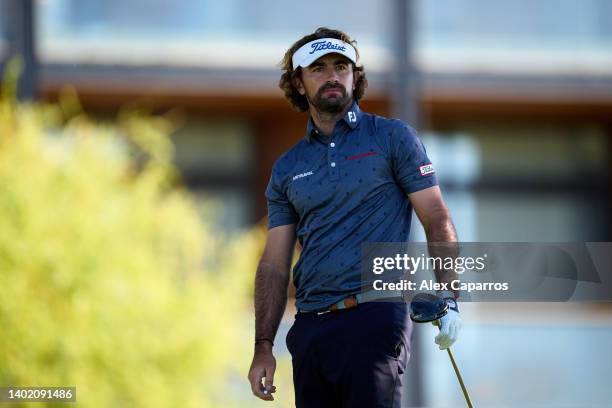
[391,124,438,194]
[265,167,299,229]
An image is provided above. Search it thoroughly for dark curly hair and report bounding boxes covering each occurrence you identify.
[279,27,368,112]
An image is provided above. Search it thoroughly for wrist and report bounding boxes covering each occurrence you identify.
[445,298,459,313]
[255,338,274,352]
[436,289,458,300]
[436,290,459,313]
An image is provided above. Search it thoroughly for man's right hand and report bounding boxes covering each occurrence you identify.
[248,343,277,401]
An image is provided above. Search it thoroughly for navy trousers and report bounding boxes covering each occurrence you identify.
[286,301,412,408]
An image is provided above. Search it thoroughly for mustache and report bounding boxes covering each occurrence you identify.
[318,83,346,94]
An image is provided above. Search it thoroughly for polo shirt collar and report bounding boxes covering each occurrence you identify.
[306,101,362,143]
[342,101,362,129]
[306,117,318,143]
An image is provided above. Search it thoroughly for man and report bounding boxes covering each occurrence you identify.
[248,27,461,407]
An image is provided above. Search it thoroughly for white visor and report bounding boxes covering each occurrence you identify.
[292,38,357,69]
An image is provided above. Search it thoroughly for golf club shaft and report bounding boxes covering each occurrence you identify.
[446,347,473,408]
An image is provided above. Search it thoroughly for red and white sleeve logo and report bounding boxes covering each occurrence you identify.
[419,163,435,176]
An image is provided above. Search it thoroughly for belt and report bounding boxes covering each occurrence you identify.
[299,289,403,315]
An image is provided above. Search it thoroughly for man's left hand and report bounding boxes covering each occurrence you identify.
[434,301,462,350]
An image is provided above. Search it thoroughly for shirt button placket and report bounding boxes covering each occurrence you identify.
[329,138,340,182]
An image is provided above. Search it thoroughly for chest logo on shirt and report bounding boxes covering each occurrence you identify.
[293,171,314,181]
[347,111,357,123]
[419,163,435,176]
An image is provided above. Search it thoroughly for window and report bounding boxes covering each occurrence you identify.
[411,124,609,241]
[170,117,256,232]
[36,0,392,70]
[416,0,612,73]
[0,0,8,59]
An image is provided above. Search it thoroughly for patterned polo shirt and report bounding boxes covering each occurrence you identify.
[266,101,438,311]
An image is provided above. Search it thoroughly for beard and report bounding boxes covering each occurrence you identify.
[307,82,352,114]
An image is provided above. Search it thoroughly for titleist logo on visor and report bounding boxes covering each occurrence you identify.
[309,41,346,54]
[292,37,357,68]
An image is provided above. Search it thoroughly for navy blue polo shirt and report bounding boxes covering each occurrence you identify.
[266,101,438,311]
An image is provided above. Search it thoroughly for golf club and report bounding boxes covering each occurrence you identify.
[409,292,474,408]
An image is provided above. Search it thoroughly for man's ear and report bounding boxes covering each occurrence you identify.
[352,70,358,91]
[294,76,306,96]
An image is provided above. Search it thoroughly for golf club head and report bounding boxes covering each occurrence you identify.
[409,292,449,323]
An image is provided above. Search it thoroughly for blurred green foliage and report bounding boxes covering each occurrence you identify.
[0,61,292,407]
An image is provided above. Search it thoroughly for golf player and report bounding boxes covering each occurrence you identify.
[248,27,461,407]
